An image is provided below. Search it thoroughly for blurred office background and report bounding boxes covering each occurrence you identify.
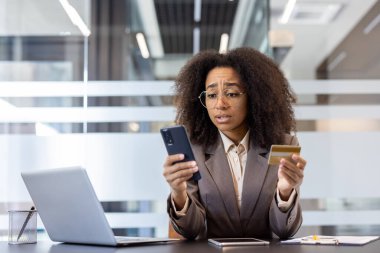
[0,0,379,239]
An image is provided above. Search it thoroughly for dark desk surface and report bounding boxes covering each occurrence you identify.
[1,239,380,253]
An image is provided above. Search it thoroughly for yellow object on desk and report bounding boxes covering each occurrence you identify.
[281,235,380,246]
[301,235,339,245]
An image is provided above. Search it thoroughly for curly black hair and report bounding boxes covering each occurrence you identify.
[174,47,296,149]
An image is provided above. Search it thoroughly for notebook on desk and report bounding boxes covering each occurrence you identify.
[21,167,178,246]
[281,235,380,246]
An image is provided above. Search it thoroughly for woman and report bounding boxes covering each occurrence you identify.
[163,47,307,240]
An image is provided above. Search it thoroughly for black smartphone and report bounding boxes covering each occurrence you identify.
[160,125,201,181]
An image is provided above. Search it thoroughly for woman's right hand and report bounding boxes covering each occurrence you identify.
[163,154,198,209]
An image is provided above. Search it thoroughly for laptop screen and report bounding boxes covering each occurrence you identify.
[21,167,118,245]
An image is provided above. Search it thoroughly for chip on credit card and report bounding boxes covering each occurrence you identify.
[268,145,301,165]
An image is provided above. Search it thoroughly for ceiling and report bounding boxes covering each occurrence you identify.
[154,0,238,54]
[270,0,378,79]
[0,0,90,36]
[0,0,378,80]
[137,0,269,78]
[317,0,380,79]
[146,0,379,79]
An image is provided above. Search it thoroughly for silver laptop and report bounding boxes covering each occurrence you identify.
[21,167,178,246]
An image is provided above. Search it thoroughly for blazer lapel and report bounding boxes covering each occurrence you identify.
[204,137,242,232]
[240,142,270,228]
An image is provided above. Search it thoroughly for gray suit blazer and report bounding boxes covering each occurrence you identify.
[167,134,302,240]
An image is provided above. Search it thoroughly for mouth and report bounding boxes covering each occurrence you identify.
[215,115,231,123]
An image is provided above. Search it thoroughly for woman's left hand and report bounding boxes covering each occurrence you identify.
[277,154,307,200]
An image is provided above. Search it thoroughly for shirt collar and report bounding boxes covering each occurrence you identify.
[219,130,250,153]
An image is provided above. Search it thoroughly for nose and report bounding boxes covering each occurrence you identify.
[213,94,228,109]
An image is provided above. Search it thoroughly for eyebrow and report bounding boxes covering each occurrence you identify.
[205,82,217,89]
[205,82,242,90]
[224,82,242,88]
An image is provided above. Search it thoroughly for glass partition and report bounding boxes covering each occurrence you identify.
[0,0,272,239]
[2,0,379,241]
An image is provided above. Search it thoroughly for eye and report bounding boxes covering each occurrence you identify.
[225,91,241,98]
[226,92,240,98]
[206,92,217,99]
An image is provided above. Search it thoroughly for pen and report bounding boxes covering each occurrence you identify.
[16,206,35,242]
[301,235,339,245]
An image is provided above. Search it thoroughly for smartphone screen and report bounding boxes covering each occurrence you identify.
[160,125,201,181]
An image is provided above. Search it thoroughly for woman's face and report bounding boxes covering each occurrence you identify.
[204,67,248,143]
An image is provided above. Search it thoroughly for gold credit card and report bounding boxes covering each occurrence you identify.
[268,145,301,165]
